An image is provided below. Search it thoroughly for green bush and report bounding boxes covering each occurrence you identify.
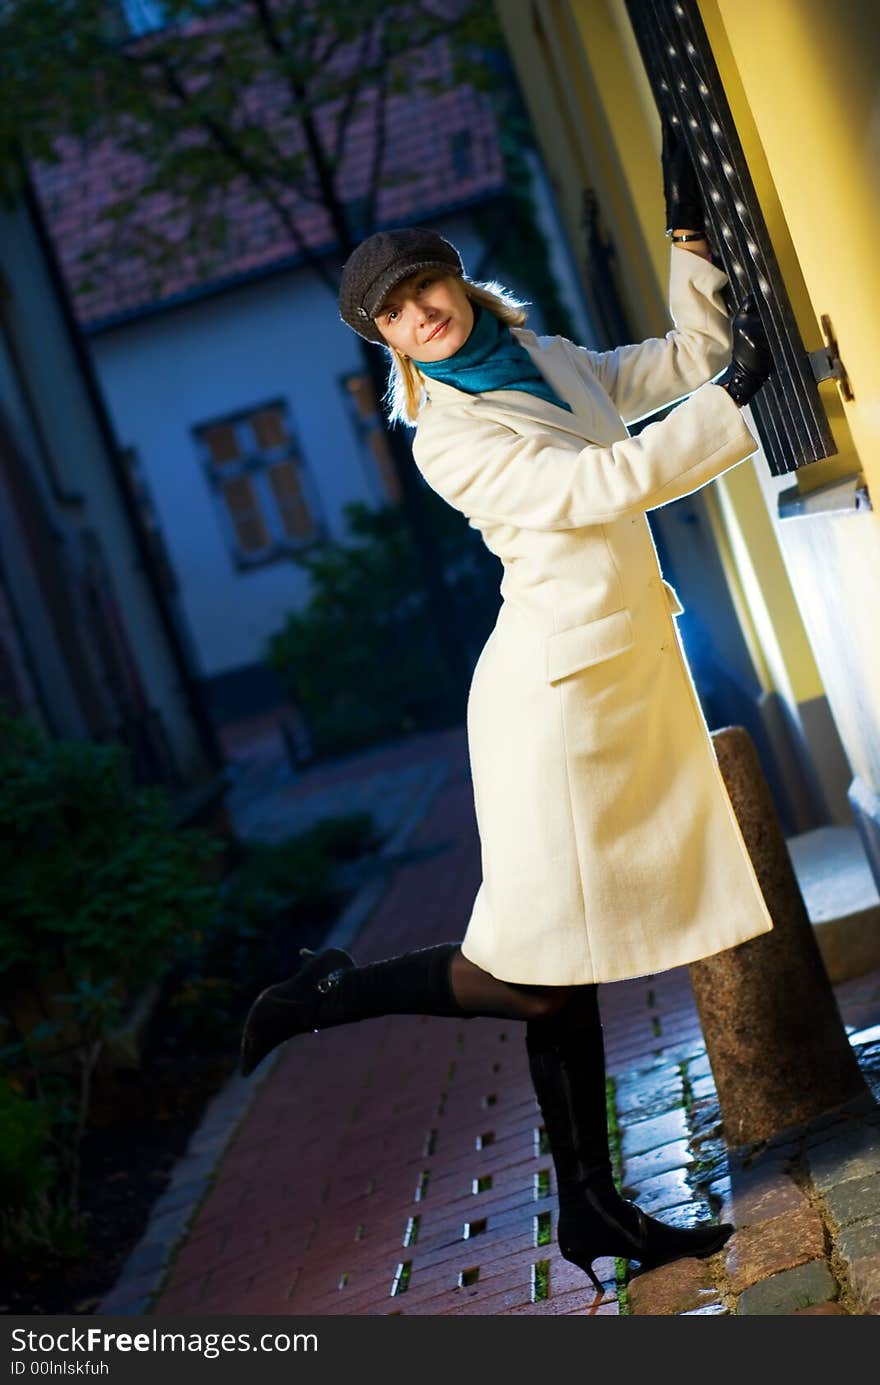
[0,1076,53,1213]
[1,1194,88,1268]
[228,811,377,918]
[0,713,221,1000]
[0,1075,87,1270]
[300,811,379,862]
[0,713,383,1258]
[0,712,223,1222]
[267,497,500,759]
[227,836,335,923]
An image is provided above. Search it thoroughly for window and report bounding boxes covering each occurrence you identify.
[120,0,168,34]
[194,401,323,567]
[341,373,401,505]
[120,1,218,36]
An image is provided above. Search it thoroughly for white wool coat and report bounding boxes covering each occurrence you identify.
[410,248,774,985]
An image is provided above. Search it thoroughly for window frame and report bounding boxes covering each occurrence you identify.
[339,371,402,506]
[193,398,325,571]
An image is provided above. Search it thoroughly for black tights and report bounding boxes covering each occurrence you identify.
[448,945,596,1027]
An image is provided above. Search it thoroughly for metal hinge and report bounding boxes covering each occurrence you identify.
[778,473,872,519]
[809,314,854,400]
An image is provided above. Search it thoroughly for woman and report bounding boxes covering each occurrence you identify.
[240,129,775,1294]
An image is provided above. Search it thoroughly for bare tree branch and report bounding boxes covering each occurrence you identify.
[131,43,339,293]
[305,5,348,76]
[250,0,351,252]
[331,23,376,167]
[204,40,318,200]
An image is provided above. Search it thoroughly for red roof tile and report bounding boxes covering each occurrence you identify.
[31,33,506,327]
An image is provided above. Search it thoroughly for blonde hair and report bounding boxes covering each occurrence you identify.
[383,278,529,427]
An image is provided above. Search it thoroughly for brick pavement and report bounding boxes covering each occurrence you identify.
[112,726,880,1317]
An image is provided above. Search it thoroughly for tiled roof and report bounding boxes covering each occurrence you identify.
[31,34,506,328]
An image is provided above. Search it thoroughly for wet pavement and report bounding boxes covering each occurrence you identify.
[100,723,880,1316]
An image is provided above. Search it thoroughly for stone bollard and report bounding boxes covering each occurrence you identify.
[689,726,867,1146]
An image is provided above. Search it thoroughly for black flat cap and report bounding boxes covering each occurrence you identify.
[338,227,464,343]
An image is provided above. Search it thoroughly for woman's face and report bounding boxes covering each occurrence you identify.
[373,272,474,361]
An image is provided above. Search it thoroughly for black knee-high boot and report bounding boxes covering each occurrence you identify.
[526,988,733,1291]
[240,942,469,1076]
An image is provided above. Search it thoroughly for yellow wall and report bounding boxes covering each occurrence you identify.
[699,0,880,809]
[584,0,828,707]
[707,0,880,497]
[496,0,667,337]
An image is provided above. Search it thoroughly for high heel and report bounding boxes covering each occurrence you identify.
[556,1185,733,1288]
[526,988,734,1296]
[574,1258,605,1297]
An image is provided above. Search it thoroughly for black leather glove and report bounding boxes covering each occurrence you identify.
[717,295,773,406]
[661,115,704,234]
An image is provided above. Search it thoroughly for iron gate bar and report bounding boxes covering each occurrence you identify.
[631,0,795,468]
[624,0,835,475]
[669,0,821,470]
[635,0,802,472]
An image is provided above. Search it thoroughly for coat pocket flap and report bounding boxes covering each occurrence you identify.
[662,581,684,615]
[545,607,634,683]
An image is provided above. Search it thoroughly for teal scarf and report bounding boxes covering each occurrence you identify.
[414,305,572,413]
